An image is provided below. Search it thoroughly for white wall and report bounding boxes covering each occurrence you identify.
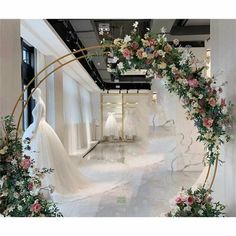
[21,19,100,155]
[211,20,236,216]
[0,20,21,124]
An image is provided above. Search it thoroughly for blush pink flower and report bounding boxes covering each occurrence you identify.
[188,78,199,88]
[203,118,214,128]
[20,158,31,169]
[175,196,182,204]
[122,48,132,59]
[209,97,216,107]
[131,42,139,50]
[148,38,157,46]
[187,196,194,205]
[136,49,144,59]
[31,203,42,213]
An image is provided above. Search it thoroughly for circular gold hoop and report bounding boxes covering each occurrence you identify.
[11,44,218,192]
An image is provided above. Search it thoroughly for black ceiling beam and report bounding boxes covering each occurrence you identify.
[170,25,210,35]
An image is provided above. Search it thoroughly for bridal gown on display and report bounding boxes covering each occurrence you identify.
[104,112,119,137]
[22,88,127,202]
[124,108,136,138]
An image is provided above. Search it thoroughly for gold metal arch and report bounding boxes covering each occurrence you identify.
[11,44,217,192]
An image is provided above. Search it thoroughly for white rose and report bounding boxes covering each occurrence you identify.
[30,188,40,196]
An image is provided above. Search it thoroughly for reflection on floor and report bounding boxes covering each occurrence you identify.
[58,139,201,217]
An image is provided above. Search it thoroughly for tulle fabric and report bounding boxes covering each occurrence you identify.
[22,99,127,203]
[104,112,119,137]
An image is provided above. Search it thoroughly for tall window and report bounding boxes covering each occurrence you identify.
[21,39,35,130]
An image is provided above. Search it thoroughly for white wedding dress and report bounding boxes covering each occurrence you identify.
[124,109,136,138]
[104,112,119,137]
[22,89,127,202]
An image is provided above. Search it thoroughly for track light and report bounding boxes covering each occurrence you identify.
[127,89,129,94]
[137,90,139,94]
[107,90,109,94]
[119,90,121,94]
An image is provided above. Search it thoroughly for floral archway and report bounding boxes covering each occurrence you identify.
[0,21,233,217]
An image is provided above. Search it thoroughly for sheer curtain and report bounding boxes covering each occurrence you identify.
[63,74,84,154]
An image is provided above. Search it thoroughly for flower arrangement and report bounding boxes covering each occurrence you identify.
[0,116,62,217]
[100,21,233,165]
[166,186,225,217]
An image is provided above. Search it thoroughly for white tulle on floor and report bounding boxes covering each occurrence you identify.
[22,89,127,203]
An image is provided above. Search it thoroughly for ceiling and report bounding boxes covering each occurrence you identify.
[47,19,210,91]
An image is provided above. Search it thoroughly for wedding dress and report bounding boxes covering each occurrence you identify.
[104,112,119,137]
[22,88,127,202]
[124,108,136,138]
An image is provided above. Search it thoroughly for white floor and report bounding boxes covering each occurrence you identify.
[57,127,202,217]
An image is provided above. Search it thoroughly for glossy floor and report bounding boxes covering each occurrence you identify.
[58,138,201,217]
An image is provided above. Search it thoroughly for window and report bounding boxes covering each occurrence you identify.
[21,39,35,130]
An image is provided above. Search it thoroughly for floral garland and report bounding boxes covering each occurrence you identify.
[166,185,225,217]
[100,21,233,165]
[0,116,62,217]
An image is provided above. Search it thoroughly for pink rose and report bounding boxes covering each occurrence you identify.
[187,196,194,205]
[136,49,144,59]
[221,98,226,107]
[175,196,182,204]
[209,97,216,107]
[188,79,199,88]
[131,42,139,50]
[31,203,42,213]
[122,48,132,59]
[203,118,214,128]
[20,158,31,169]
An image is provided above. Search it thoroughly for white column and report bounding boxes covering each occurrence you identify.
[211,19,236,216]
[0,20,21,123]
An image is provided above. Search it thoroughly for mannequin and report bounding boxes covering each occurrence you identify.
[22,88,126,202]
